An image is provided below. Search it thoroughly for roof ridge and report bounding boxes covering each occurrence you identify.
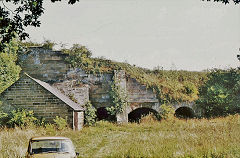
[24,73,84,111]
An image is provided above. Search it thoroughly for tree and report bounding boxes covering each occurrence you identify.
[0,0,79,51]
[0,39,21,93]
[196,69,240,117]
[203,0,240,4]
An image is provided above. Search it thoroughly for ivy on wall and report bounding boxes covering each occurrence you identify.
[106,74,128,115]
[84,101,97,126]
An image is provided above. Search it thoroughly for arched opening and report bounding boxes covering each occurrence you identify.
[96,107,116,121]
[175,107,194,119]
[128,107,160,123]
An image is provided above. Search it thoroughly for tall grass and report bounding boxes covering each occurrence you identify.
[0,115,240,158]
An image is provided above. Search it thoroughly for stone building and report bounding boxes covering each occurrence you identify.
[0,46,198,128]
[0,73,84,130]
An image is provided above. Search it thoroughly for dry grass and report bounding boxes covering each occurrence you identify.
[0,115,240,158]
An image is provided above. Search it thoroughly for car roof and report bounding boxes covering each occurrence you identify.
[31,136,71,141]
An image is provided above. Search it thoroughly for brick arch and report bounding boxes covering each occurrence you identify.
[128,107,160,122]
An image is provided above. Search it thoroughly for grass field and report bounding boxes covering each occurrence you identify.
[0,115,240,158]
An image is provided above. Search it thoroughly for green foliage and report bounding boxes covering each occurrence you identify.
[19,39,56,50]
[45,123,57,135]
[0,110,8,126]
[0,0,79,51]
[42,40,56,50]
[106,75,128,115]
[159,104,175,120]
[53,116,68,130]
[0,40,21,93]
[64,44,94,71]
[84,101,97,126]
[7,109,37,127]
[197,69,240,117]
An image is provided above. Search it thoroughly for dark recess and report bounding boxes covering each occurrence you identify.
[128,107,160,123]
[175,107,194,119]
[96,107,116,121]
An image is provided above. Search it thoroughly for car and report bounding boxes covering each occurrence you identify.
[26,136,79,158]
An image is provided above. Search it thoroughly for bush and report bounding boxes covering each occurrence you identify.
[7,109,37,127]
[0,110,8,126]
[159,104,175,120]
[197,69,240,117]
[84,101,97,126]
[45,123,57,135]
[53,116,68,130]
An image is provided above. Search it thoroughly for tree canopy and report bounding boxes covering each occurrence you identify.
[196,69,240,117]
[203,0,240,4]
[0,0,79,51]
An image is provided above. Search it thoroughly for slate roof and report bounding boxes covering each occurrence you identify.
[25,73,84,111]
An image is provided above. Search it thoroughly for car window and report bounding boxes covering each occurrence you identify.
[31,139,75,154]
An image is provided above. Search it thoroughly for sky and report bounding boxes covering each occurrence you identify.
[24,0,240,71]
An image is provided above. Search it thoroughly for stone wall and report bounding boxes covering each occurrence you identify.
[65,68,113,108]
[1,47,201,124]
[127,77,158,103]
[17,47,200,121]
[126,77,159,113]
[19,47,68,83]
[19,47,159,112]
[0,75,74,127]
[52,80,89,106]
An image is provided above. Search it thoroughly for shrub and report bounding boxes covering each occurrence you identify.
[42,39,56,50]
[45,123,57,135]
[53,116,68,130]
[84,101,97,126]
[197,69,240,117]
[7,109,37,127]
[159,104,175,120]
[0,110,8,126]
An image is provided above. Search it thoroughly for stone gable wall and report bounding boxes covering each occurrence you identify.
[0,75,74,127]
[19,47,68,83]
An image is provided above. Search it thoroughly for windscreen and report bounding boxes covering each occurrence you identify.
[30,139,75,154]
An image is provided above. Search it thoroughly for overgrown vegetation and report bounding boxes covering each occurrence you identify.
[1,41,240,121]
[7,109,37,127]
[63,44,208,104]
[19,39,56,50]
[0,40,21,93]
[0,115,239,158]
[159,104,175,120]
[84,101,97,126]
[0,107,68,129]
[197,68,240,117]
[53,116,68,130]
[106,73,128,115]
